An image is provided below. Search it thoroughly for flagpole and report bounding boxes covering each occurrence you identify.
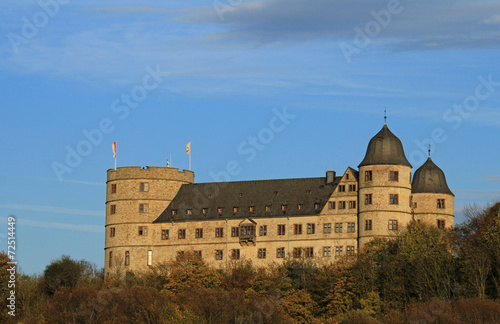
[115,156,117,170]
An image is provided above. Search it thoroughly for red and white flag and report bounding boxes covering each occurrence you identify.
[112,142,117,158]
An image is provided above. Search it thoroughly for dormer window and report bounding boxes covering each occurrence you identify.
[217,207,224,214]
[171,209,177,216]
[281,204,288,211]
[297,204,304,210]
[233,207,239,213]
[249,206,256,212]
[265,205,271,212]
[186,209,192,215]
[202,208,208,214]
[314,203,320,210]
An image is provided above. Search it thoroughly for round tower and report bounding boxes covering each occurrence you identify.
[358,122,413,247]
[411,155,454,229]
[105,166,194,277]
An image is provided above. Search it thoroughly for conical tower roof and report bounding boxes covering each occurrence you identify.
[359,124,412,168]
[412,157,453,195]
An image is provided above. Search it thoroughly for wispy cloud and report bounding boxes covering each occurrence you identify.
[185,0,500,50]
[0,204,104,217]
[19,219,103,233]
[477,175,500,182]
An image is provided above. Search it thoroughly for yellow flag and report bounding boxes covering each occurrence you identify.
[186,142,191,155]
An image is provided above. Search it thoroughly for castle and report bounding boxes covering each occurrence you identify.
[104,121,454,276]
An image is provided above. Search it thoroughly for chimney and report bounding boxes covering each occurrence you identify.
[326,170,336,185]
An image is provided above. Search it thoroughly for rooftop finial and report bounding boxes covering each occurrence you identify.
[428,142,431,158]
[384,108,387,125]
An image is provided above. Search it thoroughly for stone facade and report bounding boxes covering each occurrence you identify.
[104,124,455,277]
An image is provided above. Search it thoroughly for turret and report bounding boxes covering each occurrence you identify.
[411,155,454,229]
[358,122,413,247]
[105,166,194,278]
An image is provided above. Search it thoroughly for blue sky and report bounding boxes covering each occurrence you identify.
[1,0,499,275]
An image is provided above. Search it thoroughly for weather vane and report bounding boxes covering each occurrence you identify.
[384,108,387,124]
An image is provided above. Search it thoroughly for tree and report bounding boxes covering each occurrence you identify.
[43,255,100,295]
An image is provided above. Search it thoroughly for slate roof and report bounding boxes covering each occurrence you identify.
[154,176,340,223]
[359,124,412,168]
[412,157,454,195]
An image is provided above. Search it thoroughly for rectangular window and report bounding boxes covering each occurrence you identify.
[277,224,286,235]
[233,206,239,213]
[277,247,285,258]
[177,251,185,258]
[328,201,336,209]
[388,220,398,231]
[161,229,169,240]
[365,194,372,205]
[217,207,224,214]
[231,249,240,260]
[281,204,288,211]
[140,182,149,192]
[178,229,186,239]
[390,194,399,205]
[258,248,266,259]
[335,223,343,233]
[307,223,315,234]
[125,251,130,266]
[437,199,445,209]
[215,227,224,238]
[138,226,147,236]
[338,185,346,192]
[347,222,356,233]
[171,210,177,216]
[194,250,202,257]
[349,201,356,209]
[231,227,239,237]
[335,246,343,257]
[293,248,302,258]
[265,205,272,212]
[195,228,203,239]
[437,219,446,229]
[349,184,357,191]
[346,246,355,256]
[139,203,149,213]
[323,246,331,257]
[338,201,346,209]
[147,250,152,266]
[215,250,223,260]
[365,220,372,231]
[305,247,314,258]
[109,251,113,267]
[110,204,116,214]
[365,170,372,181]
[297,204,304,210]
[324,223,331,233]
[389,171,399,182]
[111,183,116,193]
[109,227,115,237]
[259,225,267,236]
[314,203,321,210]
[186,209,192,215]
[294,224,302,235]
[249,206,256,212]
[202,208,208,214]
